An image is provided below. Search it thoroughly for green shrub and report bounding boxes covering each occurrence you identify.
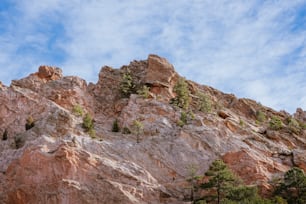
[287,117,301,134]
[180,111,188,124]
[177,111,194,127]
[25,116,35,130]
[122,127,131,134]
[133,120,144,143]
[300,122,306,130]
[88,128,96,139]
[197,92,212,113]
[269,116,283,130]
[137,85,150,99]
[72,104,84,117]
[14,134,25,149]
[120,69,135,97]
[275,167,306,204]
[112,119,120,132]
[256,110,266,123]
[239,119,245,127]
[172,77,190,109]
[2,129,8,140]
[82,113,94,132]
[177,119,185,127]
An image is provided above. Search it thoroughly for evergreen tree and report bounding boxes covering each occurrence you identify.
[120,69,135,97]
[25,116,35,130]
[137,85,150,99]
[200,159,236,204]
[83,113,94,131]
[186,164,201,202]
[225,185,258,203]
[133,120,143,143]
[172,77,190,109]
[112,119,120,132]
[275,167,306,204]
[197,91,212,113]
[2,129,8,140]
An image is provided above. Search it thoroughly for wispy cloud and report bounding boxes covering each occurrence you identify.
[0,0,305,113]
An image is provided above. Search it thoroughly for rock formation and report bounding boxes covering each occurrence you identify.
[0,55,305,203]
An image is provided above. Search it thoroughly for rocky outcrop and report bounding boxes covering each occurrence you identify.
[144,54,178,99]
[294,108,306,122]
[0,55,305,203]
[3,137,166,204]
[11,66,62,92]
[37,65,63,80]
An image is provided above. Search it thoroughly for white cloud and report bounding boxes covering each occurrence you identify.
[0,0,305,113]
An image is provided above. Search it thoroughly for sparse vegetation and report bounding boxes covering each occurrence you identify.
[286,117,301,134]
[299,121,306,130]
[122,126,131,134]
[256,110,266,123]
[133,120,144,143]
[72,104,84,117]
[120,69,135,97]
[180,111,188,124]
[239,119,245,127]
[274,167,306,204]
[200,159,237,204]
[177,111,194,127]
[2,129,8,140]
[198,159,272,204]
[197,91,212,113]
[269,116,283,130]
[177,119,185,127]
[112,119,120,132]
[14,134,24,149]
[82,113,94,131]
[172,77,190,109]
[186,164,200,202]
[25,116,35,130]
[82,113,95,138]
[137,85,150,99]
[88,128,96,139]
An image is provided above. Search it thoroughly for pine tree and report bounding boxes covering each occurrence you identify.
[120,69,135,97]
[112,119,120,132]
[133,120,143,143]
[275,167,306,204]
[2,129,8,140]
[172,77,190,109]
[25,116,35,130]
[82,113,94,131]
[200,159,236,204]
[197,91,212,113]
[186,164,201,202]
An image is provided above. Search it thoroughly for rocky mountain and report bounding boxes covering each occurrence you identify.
[0,54,305,204]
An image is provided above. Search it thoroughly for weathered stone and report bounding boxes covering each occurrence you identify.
[37,65,63,80]
[0,55,306,203]
[144,54,179,99]
[294,107,306,122]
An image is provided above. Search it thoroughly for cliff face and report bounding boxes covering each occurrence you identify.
[0,55,305,203]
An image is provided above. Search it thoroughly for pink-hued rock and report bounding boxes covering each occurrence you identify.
[294,107,306,122]
[37,65,62,80]
[0,55,305,203]
[144,54,178,99]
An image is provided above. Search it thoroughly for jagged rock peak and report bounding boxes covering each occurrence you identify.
[1,54,306,203]
[97,54,179,101]
[37,65,63,80]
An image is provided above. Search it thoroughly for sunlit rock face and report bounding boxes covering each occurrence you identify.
[0,55,305,203]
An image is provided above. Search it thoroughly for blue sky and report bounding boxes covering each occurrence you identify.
[0,0,306,113]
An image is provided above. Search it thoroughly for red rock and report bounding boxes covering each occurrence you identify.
[0,55,305,203]
[37,65,63,80]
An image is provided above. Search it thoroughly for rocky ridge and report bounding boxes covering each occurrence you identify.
[0,55,305,203]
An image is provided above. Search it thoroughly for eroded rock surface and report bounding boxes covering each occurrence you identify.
[0,54,305,203]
